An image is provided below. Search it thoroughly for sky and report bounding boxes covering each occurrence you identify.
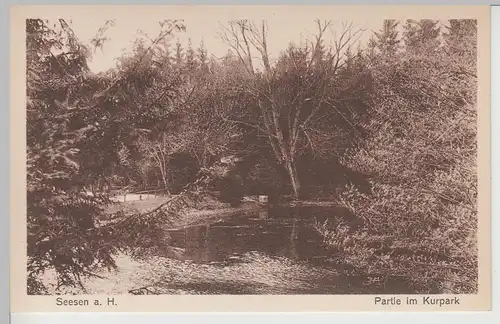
[66,16,385,73]
[53,4,455,75]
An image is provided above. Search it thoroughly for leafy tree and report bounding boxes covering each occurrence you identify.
[174,39,184,67]
[197,39,208,71]
[26,18,186,294]
[334,18,478,293]
[185,38,197,72]
[373,19,400,56]
[27,18,115,294]
[403,19,441,53]
[443,19,477,63]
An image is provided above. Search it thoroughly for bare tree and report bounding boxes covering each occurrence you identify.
[219,19,363,199]
[139,132,188,195]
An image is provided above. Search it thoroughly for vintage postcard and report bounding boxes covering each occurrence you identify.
[10,5,491,312]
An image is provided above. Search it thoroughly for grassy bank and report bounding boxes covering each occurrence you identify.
[100,195,263,228]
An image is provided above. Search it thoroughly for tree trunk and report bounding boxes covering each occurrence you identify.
[284,159,301,200]
[159,167,171,196]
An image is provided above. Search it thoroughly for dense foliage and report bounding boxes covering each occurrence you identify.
[319,19,478,293]
[26,18,478,294]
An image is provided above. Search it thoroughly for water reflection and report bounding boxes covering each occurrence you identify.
[138,206,421,295]
[164,206,346,264]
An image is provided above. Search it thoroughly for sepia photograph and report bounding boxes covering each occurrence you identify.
[11,5,491,312]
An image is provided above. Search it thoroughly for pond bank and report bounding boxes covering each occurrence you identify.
[100,195,265,229]
[169,202,265,229]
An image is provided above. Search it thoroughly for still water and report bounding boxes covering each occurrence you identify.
[166,206,342,264]
[144,206,392,295]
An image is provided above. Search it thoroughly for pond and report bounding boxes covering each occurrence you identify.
[166,206,348,265]
[133,205,406,295]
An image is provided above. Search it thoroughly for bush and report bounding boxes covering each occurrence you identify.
[320,20,478,294]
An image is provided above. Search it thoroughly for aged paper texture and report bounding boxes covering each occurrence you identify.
[11,5,491,312]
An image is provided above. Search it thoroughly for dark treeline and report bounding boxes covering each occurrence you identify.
[26,18,477,294]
